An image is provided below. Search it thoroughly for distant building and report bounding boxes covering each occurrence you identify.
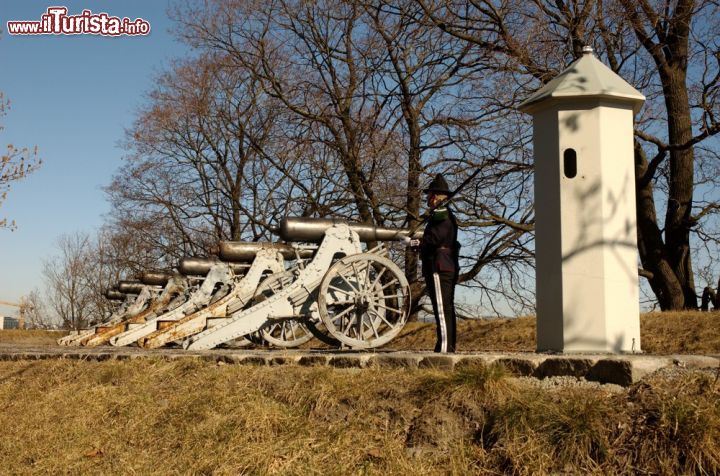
[1,316,19,330]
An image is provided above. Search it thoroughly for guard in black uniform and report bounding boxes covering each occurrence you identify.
[418,174,459,353]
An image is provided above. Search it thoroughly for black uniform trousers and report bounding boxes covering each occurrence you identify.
[425,270,457,353]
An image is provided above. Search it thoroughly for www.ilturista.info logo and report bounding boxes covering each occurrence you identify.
[6,7,150,36]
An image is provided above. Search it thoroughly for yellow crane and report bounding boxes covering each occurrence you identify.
[0,299,31,329]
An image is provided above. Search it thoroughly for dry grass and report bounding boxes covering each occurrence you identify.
[0,329,63,346]
[4,310,720,354]
[392,311,720,354]
[1,312,718,473]
[0,359,718,474]
[392,316,537,352]
[640,311,720,354]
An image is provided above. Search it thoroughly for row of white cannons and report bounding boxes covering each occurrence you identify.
[58,217,421,351]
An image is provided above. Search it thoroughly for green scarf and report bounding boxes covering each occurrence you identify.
[431,207,449,222]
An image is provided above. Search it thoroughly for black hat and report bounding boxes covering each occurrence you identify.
[423,173,450,194]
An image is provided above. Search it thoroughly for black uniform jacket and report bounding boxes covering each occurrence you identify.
[420,207,459,276]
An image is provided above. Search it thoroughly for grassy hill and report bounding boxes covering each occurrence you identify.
[392,311,720,354]
[0,358,717,474]
[0,311,718,474]
[5,311,719,354]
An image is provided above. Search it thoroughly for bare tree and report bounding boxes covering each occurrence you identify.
[43,232,97,331]
[117,0,720,317]
[83,226,147,319]
[107,52,288,262]
[617,0,720,309]
[41,226,153,330]
[170,0,538,315]
[92,0,521,316]
[417,0,720,310]
[176,0,395,225]
[1,34,41,231]
[365,0,480,282]
[22,288,59,329]
[0,130,39,229]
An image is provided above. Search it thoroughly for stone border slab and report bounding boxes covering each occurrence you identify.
[0,345,718,386]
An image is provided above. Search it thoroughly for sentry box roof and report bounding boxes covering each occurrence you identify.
[518,46,645,114]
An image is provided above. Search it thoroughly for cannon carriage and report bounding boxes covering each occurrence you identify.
[82,272,194,347]
[61,261,245,348]
[67,249,259,348]
[108,257,249,347]
[135,242,313,349]
[57,280,163,346]
[181,217,420,351]
[66,217,418,352]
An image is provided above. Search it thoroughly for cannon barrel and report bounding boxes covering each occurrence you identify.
[273,217,423,243]
[178,257,249,276]
[118,280,146,294]
[139,271,174,286]
[104,290,127,301]
[218,241,314,262]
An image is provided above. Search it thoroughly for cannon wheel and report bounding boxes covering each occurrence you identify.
[317,253,410,349]
[253,271,315,348]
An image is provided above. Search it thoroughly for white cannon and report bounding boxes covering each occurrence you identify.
[82,273,192,347]
[136,243,306,349]
[57,281,161,346]
[183,218,416,351]
[108,258,245,347]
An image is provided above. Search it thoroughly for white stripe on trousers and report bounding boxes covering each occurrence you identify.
[433,272,447,353]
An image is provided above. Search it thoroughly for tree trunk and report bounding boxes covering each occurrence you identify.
[635,143,685,309]
[621,0,698,309]
[660,67,697,308]
[404,128,422,285]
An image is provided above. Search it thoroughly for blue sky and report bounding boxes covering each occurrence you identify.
[0,1,189,315]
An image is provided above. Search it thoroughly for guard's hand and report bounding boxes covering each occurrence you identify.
[402,236,420,249]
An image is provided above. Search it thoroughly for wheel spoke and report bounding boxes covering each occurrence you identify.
[353,314,363,339]
[342,313,354,335]
[328,284,354,296]
[283,322,289,337]
[370,309,397,329]
[368,313,380,339]
[377,293,405,300]
[330,305,354,323]
[370,267,387,291]
[378,279,400,292]
[364,261,371,292]
[351,262,365,292]
[338,273,360,293]
[374,302,402,314]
